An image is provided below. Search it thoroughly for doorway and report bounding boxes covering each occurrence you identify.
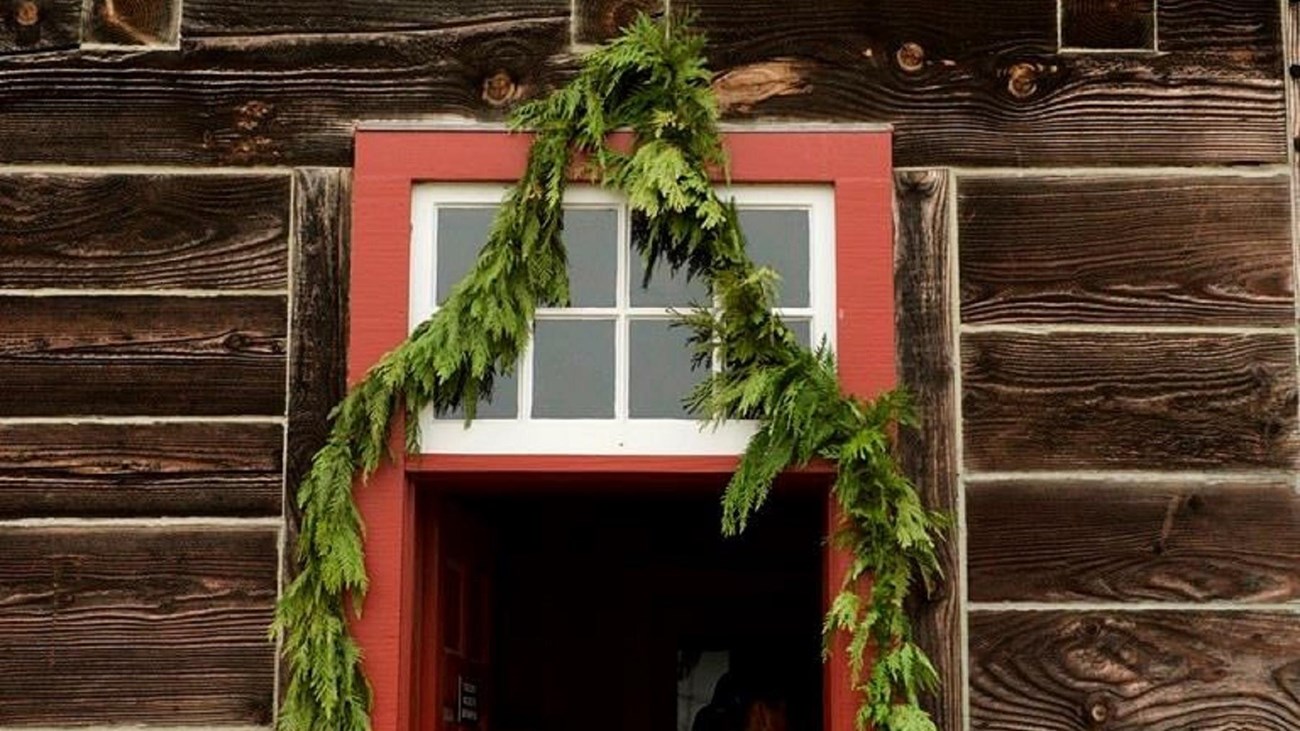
[418,484,826,731]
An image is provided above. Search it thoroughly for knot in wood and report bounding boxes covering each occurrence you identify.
[1083,691,1114,728]
[14,0,39,26]
[1006,62,1039,99]
[235,100,274,131]
[482,70,521,107]
[895,42,926,73]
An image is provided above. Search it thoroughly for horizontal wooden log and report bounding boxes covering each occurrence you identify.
[962,332,1298,471]
[0,20,571,167]
[970,610,1300,730]
[0,173,290,290]
[183,0,565,36]
[686,0,1285,166]
[0,0,79,55]
[0,526,278,725]
[0,295,287,416]
[1158,0,1278,53]
[968,480,1300,603]
[958,174,1294,325]
[0,422,283,517]
[0,3,1284,165]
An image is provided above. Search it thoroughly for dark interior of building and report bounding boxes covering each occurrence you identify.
[444,488,825,731]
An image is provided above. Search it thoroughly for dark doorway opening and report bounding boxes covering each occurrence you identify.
[424,488,825,731]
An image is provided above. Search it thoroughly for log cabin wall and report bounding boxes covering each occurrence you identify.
[0,0,1296,729]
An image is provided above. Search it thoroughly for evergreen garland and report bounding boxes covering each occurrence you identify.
[273,15,946,731]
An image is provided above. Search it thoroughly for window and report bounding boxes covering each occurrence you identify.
[410,184,836,455]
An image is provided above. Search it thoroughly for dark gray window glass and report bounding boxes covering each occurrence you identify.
[532,320,616,418]
[786,318,813,348]
[738,209,810,307]
[449,372,519,420]
[630,255,710,307]
[629,319,703,418]
[436,207,496,305]
[629,224,710,307]
[564,209,619,307]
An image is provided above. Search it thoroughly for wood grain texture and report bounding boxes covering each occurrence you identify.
[0,4,1278,166]
[182,0,565,36]
[958,175,1294,326]
[84,0,178,45]
[962,331,1299,471]
[1061,0,1154,49]
[894,170,961,730]
[970,611,1300,730]
[0,0,79,54]
[0,295,287,416]
[684,0,1285,166]
[968,480,1300,603]
[1158,0,1278,53]
[0,20,571,166]
[0,422,283,518]
[575,0,662,44]
[0,173,290,290]
[0,526,278,725]
[285,169,349,574]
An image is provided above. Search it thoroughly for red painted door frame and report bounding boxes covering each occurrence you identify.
[348,125,894,731]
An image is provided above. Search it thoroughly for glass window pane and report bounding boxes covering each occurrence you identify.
[564,209,618,307]
[630,221,710,307]
[436,207,496,306]
[629,319,703,419]
[629,254,711,307]
[738,209,810,307]
[533,320,615,418]
[786,317,813,349]
[448,370,519,420]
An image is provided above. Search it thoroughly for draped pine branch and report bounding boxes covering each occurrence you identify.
[273,15,947,731]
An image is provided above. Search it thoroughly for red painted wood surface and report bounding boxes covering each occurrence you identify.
[351,128,893,731]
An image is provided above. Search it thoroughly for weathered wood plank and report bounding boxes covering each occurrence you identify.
[685,0,1285,166]
[970,611,1300,730]
[285,169,349,570]
[0,173,290,291]
[0,295,287,416]
[962,332,1299,471]
[1158,0,1279,53]
[183,0,565,37]
[575,0,661,44]
[0,422,283,517]
[894,170,961,730]
[1061,0,1154,50]
[0,6,1280,166]
[84,0,178,46]
[0,0,79,55]
[0,526,278,725]
[968,480,1300,603]
[0,20,571,166]
[958,175,1294,326]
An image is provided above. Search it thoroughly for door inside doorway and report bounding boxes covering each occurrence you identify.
[420,487,826,731]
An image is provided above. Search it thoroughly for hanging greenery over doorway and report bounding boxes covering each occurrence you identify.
[273,15,947,731]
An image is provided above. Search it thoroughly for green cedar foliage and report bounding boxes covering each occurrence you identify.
[273,14,946,731]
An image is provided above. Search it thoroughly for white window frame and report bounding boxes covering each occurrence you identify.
[410,183,836,455]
